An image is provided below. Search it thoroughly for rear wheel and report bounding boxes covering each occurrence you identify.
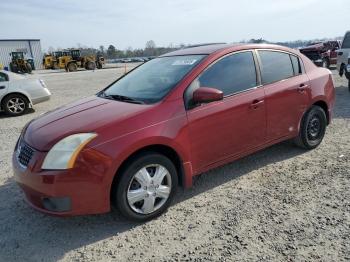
[113,153,178,221]
[2,94,29,116]
[85,61,96,70]
[96,61,102,69]
[25,63,32,73]
[294,105,327,149]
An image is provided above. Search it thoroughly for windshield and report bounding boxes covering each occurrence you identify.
[102,55,206,103]
[2,71,25,80]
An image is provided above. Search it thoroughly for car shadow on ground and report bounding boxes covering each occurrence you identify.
[0,140,306,261]
[0,108,35,119]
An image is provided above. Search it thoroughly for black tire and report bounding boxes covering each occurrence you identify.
[345,71,350,92]
[9,62,19,73]
[67,62,77,72]
[322,58,330,69]
[294,105,327,149]
[96,61,102,69]
[2,93,29,116]
[25,63,32,73]
[85,61,96,70]
[113,152,178,221]
[52,62,59,70]
[339,64,344,77]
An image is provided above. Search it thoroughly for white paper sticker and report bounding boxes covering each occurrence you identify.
[172,59,197,66]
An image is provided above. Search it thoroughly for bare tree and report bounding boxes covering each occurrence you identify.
[145,40,156,56]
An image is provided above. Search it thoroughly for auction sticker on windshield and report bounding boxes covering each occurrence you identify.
[172,59,198,66]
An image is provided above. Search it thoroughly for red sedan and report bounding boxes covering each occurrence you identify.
[13,44,335,221]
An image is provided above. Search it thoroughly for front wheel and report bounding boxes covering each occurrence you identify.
[67,62,77,72]
[2,94,29,116]
[294,105,327,149]
[113,153,178,221]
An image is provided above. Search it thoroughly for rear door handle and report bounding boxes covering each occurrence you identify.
[298,84,308,93]
[250,99,264,109]
[0,86,5,90]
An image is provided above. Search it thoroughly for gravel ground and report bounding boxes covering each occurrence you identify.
[0,68,349,262]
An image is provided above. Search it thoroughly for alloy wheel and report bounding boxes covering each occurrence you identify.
[6,97,26,114]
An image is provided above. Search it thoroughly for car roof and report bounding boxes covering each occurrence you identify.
[160,43,299,57]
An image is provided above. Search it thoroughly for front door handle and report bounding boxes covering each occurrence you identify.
[250,99,264,109]
[298,84,308,93]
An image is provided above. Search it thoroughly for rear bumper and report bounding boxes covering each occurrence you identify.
[12,144,112,216]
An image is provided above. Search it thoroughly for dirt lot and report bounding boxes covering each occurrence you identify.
[0,68,349,261]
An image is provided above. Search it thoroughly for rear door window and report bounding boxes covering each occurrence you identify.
[342,32,350,49]
[258,51,294,85]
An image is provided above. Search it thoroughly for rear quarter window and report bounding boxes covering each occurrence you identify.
[290,55,302,75]
[258,50,294,85]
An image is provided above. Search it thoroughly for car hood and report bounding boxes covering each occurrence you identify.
[24,96,153,151]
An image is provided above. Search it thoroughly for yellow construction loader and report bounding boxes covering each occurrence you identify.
[9,52,32,74]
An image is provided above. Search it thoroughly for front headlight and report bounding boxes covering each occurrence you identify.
[39,79,47,88]
[42,133,97,170]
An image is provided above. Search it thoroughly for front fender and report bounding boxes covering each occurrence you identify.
[0,90,33,107]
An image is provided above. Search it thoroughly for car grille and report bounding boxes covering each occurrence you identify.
[17,142,35,167]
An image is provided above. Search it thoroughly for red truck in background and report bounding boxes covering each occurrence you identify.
[299,40,341,68]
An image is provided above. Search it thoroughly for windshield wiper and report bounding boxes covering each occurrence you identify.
[98,91,145,104]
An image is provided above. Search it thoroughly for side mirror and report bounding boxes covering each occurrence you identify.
[193,87,223,104]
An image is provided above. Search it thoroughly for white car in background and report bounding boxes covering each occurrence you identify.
[337,31,350,90]
[0,70,51,116]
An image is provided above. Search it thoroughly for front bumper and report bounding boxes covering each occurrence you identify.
[31,88,51,105]
[12,141,112,216]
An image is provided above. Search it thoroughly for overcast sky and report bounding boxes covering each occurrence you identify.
[1,0,349,50]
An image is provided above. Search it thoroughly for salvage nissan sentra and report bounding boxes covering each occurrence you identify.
[13,44,335,221]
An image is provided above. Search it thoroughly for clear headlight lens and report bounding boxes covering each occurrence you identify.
[42,133,97,170]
